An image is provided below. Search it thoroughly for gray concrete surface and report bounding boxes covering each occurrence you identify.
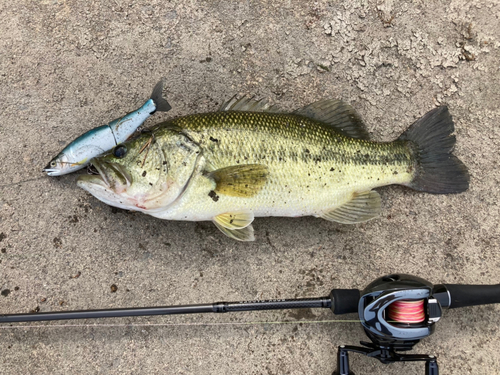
[1,1,499,374]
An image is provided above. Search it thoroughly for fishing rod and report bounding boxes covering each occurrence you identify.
[2,274,500,375]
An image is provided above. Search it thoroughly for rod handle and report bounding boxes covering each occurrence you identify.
[330,289,360,315]
[444,284,500,309]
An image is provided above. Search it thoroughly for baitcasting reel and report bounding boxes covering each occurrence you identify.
[330,273,500,374]
[2,274,500,374]
[332,274,447,374]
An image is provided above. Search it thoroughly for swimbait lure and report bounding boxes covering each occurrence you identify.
[44,80,171,176]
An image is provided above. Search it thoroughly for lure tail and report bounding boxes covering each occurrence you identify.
[150,79,172,113]
[399,106,469,194]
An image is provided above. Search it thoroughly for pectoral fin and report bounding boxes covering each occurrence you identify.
[209,164,269,197]
[320,191,381,224]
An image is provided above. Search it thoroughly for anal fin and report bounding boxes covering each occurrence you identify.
[320,191,381,224]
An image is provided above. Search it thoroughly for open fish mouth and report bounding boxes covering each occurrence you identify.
[86,164,100,175]
[43,155,71,176]
[43,165,59,176]
[78,159,132,189]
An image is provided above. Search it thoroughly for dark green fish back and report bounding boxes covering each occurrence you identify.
[162,111,415,177]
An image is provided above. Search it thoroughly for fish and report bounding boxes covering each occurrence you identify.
[77,97,469,241]
[43,80,172,176]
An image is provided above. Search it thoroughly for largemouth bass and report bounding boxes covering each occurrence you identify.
[77,97,469,241]
[44,80,171,176]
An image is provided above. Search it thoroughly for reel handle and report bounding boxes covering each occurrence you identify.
[443,283,500,309]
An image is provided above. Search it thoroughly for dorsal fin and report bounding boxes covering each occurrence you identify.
[219,95,280,113]
[294,99,370,140]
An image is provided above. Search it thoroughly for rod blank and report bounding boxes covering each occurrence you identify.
[0,298,332,324]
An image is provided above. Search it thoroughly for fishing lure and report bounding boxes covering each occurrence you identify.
[44,80,171,176]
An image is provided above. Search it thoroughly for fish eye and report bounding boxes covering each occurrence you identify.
[50,161,57,167]
[113,145,127,158]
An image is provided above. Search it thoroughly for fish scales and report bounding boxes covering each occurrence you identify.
[153,111,415,219]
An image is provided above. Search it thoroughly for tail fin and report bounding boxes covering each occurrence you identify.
[399,106,469,194]
[150,79,172,112]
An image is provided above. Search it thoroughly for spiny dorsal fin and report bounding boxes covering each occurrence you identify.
[294,99,370,140]
[219,95,280,113]
[320,190,381,224]
[212,220,255,241]
[209,164,269,197]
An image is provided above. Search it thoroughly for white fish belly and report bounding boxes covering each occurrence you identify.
[149,160,413,222]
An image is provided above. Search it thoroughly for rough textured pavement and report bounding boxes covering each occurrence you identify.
[1,1,500,374]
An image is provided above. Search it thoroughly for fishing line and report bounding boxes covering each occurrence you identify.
[0,319,361,330]
[387,299,426,324]
[0,298,425,330]
[0,165,97,188]
[0,176,46,188]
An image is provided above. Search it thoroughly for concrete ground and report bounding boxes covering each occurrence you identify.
[1,1,499,374]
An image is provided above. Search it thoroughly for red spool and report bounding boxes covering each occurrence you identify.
[386,300,425,324]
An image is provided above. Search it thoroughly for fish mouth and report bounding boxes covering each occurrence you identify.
[77,159,132,189]
[43,161,53,171]
[43,158,64,176]
[43,163,59,176]
[43,153,75,176]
